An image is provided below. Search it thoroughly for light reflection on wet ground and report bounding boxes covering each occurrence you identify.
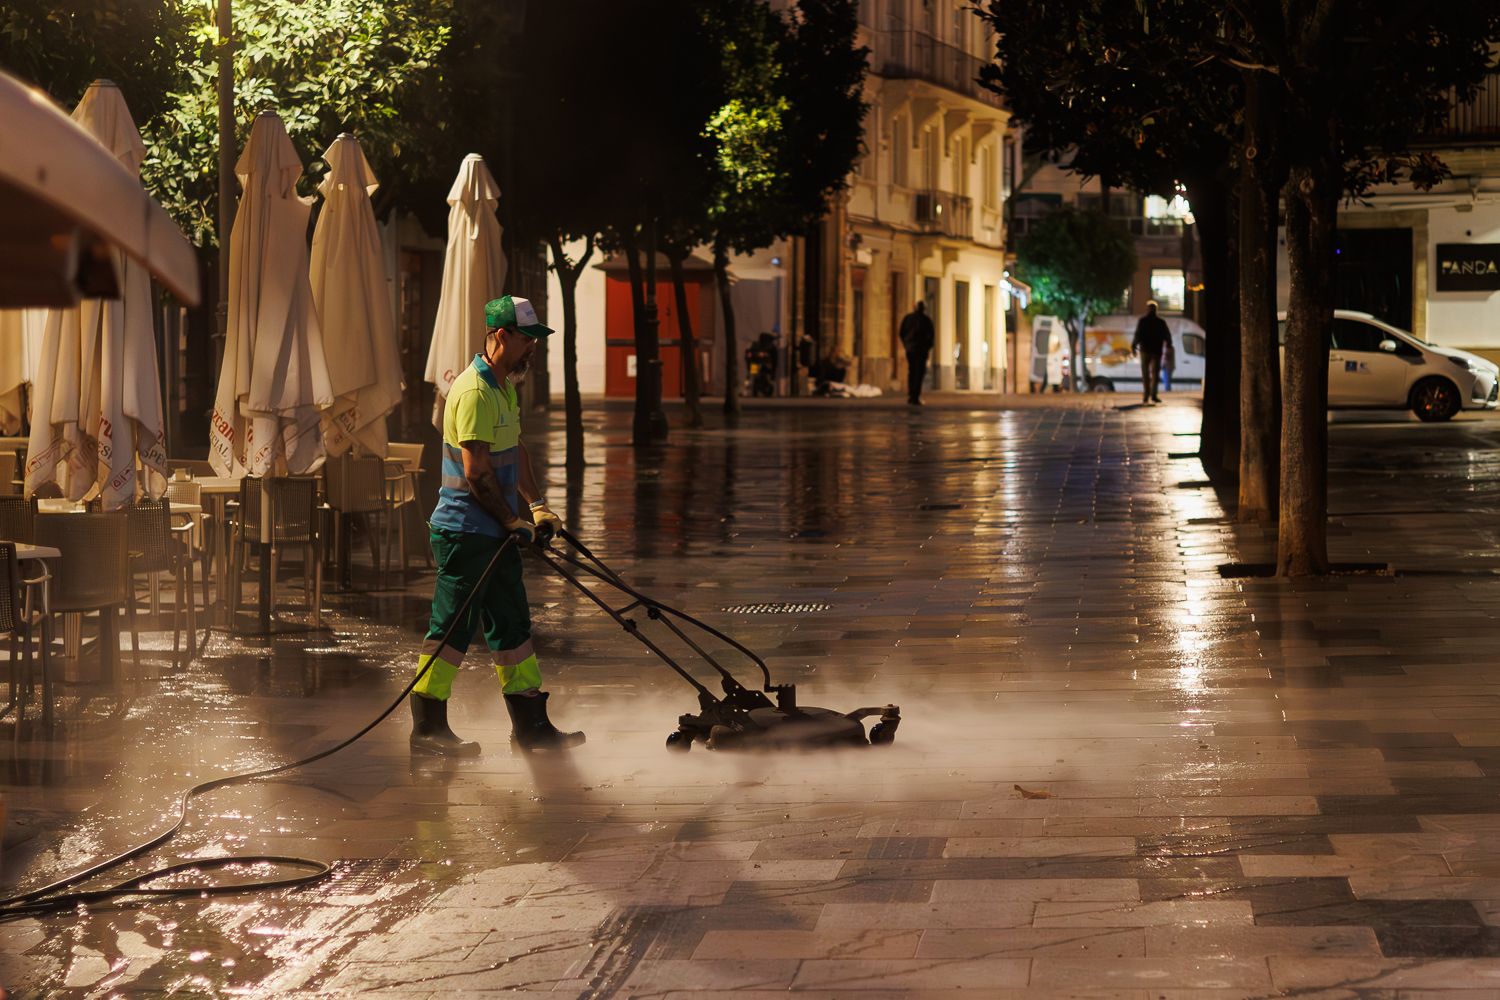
[6,397,1500,995]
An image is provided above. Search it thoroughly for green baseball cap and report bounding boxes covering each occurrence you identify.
[484,294,553,338]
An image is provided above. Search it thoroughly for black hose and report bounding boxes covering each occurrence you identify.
[0,535,518,922]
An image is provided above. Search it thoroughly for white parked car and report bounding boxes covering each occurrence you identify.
[1279,310,1499,422]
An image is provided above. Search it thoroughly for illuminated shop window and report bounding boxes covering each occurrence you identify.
[1149,268,1187,313]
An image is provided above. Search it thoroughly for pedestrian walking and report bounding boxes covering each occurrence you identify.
[1161,334,1176,394]
[1131,300,1170,404]
[898,302,935,406]
[409,294,585,757]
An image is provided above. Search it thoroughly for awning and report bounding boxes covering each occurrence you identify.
[0,71,199,307]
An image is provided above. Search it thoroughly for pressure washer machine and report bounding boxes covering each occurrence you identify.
[537,529,901,751]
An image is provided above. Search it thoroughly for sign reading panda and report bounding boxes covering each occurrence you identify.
[1436,244,1500,292]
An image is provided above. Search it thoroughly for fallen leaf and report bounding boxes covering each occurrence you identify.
[1014,784,1051,800]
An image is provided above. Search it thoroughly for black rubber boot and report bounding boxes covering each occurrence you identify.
[504,691,586,752]
[409,694,481,757]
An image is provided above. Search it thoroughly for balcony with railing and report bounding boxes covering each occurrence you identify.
[873,29,1005,110]
[913,190,973,239]
[1418,72,1500,147]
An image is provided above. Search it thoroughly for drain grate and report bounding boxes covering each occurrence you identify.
[919,503,964,511]
[722,601,831,615]
[317,858,420,894]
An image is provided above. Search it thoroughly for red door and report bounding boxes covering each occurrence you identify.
[604,277,700,398]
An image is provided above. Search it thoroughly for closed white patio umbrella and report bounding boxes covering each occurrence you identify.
[24,80,168,507]
[424,154,506,427]
[210,111,332,478]
[311,133,403,457]
[0,309,42,435]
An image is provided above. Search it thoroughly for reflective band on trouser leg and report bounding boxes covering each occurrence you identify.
[412,652,462,700]
[417,525,494,701]
[494,639,541,694]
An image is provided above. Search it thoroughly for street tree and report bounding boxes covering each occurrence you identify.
[706,0,866,418]
[506,0,636,467]
[589,0,721,446]
[132,0,449,248]
[1221,3,1500,575]
[980,0,1244,482]
[1016,206,1137,392]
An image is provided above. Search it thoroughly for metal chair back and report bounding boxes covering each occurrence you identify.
[0,542,19,635]
[0,452,18,497]
[164,480,202,508]
[125,497,176,574]
[236,476,263,538]
[0,496,36,544]
[270,476,319,545]
[35,512,129,611]
[325,455,386,515]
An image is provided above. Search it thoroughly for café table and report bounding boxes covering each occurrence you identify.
[190,477,241,616]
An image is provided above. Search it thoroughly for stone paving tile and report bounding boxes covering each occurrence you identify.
[8,398,1500,996]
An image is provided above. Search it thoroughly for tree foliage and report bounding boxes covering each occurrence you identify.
[0,0,194,122]
[1017,206,1136,390]
[140,0,450,247]
[709,0,867,256]
[978,0,1233,198]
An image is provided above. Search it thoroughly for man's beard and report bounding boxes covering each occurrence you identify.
[509,354,531,383]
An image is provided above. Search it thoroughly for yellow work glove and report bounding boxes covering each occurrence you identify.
[529,502,563,542]
[502,515,536,546]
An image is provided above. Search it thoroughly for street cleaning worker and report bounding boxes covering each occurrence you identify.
[409,294,585,757]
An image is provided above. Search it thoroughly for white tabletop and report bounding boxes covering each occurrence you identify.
[191,476,243,495]
[35,499,204,516]
[14,544,59,560]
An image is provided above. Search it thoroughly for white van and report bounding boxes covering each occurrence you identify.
[1085,314,1206,392]
[1040,314,1207,392]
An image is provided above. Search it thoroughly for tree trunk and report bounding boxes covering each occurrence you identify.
[1186,175,1240,482]
[1237,73,1281,522]
[803,223,822,366]
[548,232,591,472]
[625,225,667,446]
[715,243,740,419]
[1066,317,1084,391]
[667,246,703,428]
[1277,159,1336,576]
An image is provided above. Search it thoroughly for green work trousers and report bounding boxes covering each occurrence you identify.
[411,525,541,700]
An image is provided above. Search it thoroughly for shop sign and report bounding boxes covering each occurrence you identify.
[1436,243,1500,292]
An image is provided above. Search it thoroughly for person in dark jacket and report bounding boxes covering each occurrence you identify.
[1131,301,1171,404]
[898,302,936,406]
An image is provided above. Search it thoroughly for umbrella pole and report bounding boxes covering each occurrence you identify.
[260,475,272,632]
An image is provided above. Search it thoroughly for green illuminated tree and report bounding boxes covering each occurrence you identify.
[135,0,450,248]
[1016,206,1137,392]
[707,0,866,417]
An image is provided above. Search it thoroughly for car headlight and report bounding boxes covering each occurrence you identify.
[1446,355,1473,371]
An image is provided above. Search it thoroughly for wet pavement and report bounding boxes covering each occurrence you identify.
[5,393,1500,997]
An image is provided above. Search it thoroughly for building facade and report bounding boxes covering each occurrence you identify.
[1011,167,1205,324]
[790,0,1015,394]
[547,0,1019,400]
[1286,73,1500,361]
